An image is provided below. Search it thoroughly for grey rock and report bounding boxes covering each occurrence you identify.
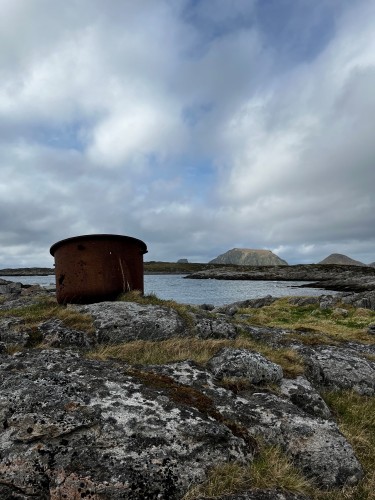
[302,346,375,395]
[214,295,277,315]
[280,376,331,419]
[230,393,363,488]
[0,317,29,347]
[340,290,375,310]
[193,314,238,339]
[332,307,349,317]
[207,348,283,384]
[133,360,362,488]
[38,319,94,348]
[76,301,188,343]
[288,296,320,306]
[0,349,251,499]
[199,303,215,311]
[0,279,22,295]
[368,323,375,335]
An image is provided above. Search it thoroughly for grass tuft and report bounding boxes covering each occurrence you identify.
[0,297,94,334]
[237,298,375,345]
[183,445,313,499]
[87,335,304,378]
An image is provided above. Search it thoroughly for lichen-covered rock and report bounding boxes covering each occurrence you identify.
[0,349,251,499]
[0,279,22,295]
[154,362,363,489]
[228,393,363,488]
[76,301,188,343]
[193,314,238,339]
[280,377,331,419]
[207,348,283,384]
[301,346,375,395]
[0,317,28,347]
[38,319,94,348]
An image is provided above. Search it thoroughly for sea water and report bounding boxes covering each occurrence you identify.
[0,274,335,307]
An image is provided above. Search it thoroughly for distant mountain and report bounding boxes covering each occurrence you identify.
[209,248,288,266]
[318,254,365,266]
[368,262,375,267]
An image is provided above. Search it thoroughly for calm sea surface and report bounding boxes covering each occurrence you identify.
[0,274,335,306]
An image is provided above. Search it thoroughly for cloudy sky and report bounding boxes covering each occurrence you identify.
[1,0,375,267]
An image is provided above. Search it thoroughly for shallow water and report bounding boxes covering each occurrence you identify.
[1,274,335,306]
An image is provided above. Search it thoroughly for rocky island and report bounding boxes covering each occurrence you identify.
[0,275,374,498]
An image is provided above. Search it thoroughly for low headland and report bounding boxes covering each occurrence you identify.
[0,267,374,498]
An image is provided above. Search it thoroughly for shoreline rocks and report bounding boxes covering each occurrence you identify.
[0,285,374,497]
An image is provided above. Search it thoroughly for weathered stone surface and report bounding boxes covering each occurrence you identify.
[0,349,251,499]
[0,317,29,347]
[124,359,362,488]
[0,279,22,295]
[193,314,238,339]
[301,346,375,395]
[207,348,283,384]
[38,319,94,348]
[227,393,363,488]
[280,376,331,419]
[187,264,375,293]
[214,295,277,315]
[76,301,188,343]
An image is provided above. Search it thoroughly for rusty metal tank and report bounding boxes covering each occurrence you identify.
[50,234,148,304]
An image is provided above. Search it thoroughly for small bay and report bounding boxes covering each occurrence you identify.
[1,274,335,306]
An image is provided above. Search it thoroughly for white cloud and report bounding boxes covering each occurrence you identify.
[0,0,375,267]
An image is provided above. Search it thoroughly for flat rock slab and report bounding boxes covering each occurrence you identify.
[0,349,250,499]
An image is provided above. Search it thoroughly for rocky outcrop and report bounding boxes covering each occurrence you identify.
[0,267,54,276]
[0,287,373,497]
[209,249,288,266]
[187,264,375,293]
[318,254,365,266]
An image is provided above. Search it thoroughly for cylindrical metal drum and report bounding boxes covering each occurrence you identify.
[50,234,148,304]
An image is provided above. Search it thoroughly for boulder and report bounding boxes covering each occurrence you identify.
[207,348,283,384]
[279,376,331,419]
[0,279,22,295]
[75,301,188,343]
[301,346,375,395]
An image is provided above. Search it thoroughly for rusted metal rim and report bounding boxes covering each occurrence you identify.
[50,234,148,256]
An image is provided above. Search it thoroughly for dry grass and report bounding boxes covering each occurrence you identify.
[183,393,375,500]
[315,391,375,500]
[183,446,313,499]
[238,298,375,345]
[0,297,94,334]
[87,335,304,378]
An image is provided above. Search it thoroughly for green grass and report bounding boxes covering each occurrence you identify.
[315,391,375,500]
[183,446,314,499]
[237,297,375,345]
[0,297,94,334]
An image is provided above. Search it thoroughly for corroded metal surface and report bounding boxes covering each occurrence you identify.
[50,234,148,304]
